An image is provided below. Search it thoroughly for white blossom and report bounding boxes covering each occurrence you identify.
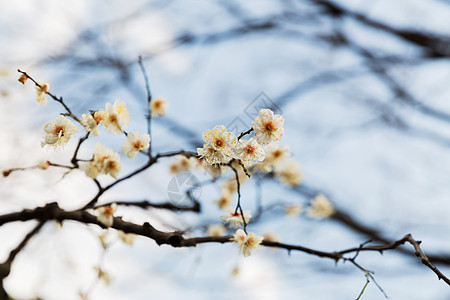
[121,131,150,158]
[96,203,117,227]
[307,194,335,219]
[81,143,121,179]
[41,115,77,148]
[232,229,264,257]
[104,99,130,134]
[221,209,251,228]
[93,110,109,126]
[150,98,167,116]
[197,143,231,165]
[251,109,284,145]
[36,83,50,107]
[235,138,265,166]
[202,125,237,158]
[81,113,100,136]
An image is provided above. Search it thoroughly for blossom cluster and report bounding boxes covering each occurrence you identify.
[18,74,329,261]
[80,99,130,135]
[81,143,121,179]
[197,109,284,168]
[33,82,154,178]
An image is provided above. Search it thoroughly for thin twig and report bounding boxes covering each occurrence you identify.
[137,56,153,158]
[229,163,248,233]
[71,132,90,167]
[17,69,81,123]
[237,128,254,140]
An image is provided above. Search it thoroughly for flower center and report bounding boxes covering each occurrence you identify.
[103,206,114,216]
[246,237,256,247]
[245,145,255,154]
[133,141,143,150]
[214,139,224,148]
[94,113,105,123]
[53,126,64,138]
[264,121,274,131]
[109,114,117,123]
[107,161,117,170]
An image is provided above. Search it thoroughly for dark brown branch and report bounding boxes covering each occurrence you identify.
[0,203,448,286]
[95,200,200,212]
[313,0,450,57]
[404,235,450,285]
[229,163,248,232]
[294,184,450,265]
[71,132,90,167]
[154,150,198,159]
[81,150,197,210]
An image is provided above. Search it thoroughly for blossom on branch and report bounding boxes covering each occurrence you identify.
[96,203,117,227]
[121,131,150,158]
[104,99,130,134]
[202,125,237,157]
[41,115,77,148]
[81,113,101,136]
[221,209,251,227]
[81,143,121,179]
[150,98,167,116]
[235,137,265,166]
[307,194,335,219]
[197,143,231,165]
[93,110,108,126]
[232,229,264,257]
[251,109,284,145]
[36,82,50,107]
